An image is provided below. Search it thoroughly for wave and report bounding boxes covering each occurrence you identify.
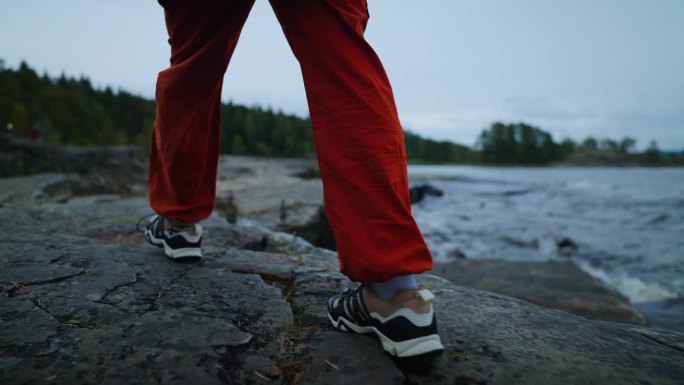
[575,260,678,303]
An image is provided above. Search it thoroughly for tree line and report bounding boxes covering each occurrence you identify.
[475,122,683,165]
[1,60,681,165]
[0,60,313,156]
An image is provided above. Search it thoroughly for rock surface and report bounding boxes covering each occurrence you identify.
[214,155,324,231]
[2,155,684,384]
[213,156,447,251]
[0,133,146,195]
[433,259,647,326]
[409,183,444,204]
[295,271,684,385]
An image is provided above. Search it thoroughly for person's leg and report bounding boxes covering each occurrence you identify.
[145,0,255,259]
[270,0,442,358]
[149,0,255,222]
[268,0,432,284]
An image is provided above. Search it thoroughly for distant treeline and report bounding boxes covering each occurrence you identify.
[1,61,155,146]
[0,60,313,157]
[476,122,683,165]
[1,60,681,165]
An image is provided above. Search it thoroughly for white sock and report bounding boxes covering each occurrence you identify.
[370,274,418,301]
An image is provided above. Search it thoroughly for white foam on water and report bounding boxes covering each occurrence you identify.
[576,260,678,303]
[410,166,684,305]
[568,180,614,191]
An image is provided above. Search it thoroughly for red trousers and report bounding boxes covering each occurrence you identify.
[149,0,432,282]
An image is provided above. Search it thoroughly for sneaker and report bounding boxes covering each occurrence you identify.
[327,284,444,358]
[138,214,203,260]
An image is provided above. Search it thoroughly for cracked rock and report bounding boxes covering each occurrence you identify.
[2,168,684,385]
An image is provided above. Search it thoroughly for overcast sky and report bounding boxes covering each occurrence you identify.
[2,0,683,149]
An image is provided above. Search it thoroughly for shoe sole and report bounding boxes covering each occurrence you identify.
[145,230,202,260]
[328,314,444,358]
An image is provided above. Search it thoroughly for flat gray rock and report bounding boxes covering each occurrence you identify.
[298,332,404,385]
[0,196,296,385]
[215,155,323,230]
[291,270,684,385]
[411,274,684,385]
[433,259,647,325]
[0,173,68,206]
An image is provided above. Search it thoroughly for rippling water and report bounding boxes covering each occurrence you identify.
[408,165,684,328]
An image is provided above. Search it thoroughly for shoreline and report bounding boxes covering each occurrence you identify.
[1,132,680,332]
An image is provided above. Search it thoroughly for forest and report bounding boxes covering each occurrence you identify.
[474,122,682,165]
[1,60,681,165]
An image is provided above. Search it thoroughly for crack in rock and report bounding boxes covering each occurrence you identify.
[94,272,142,305]
[48,253,71,264]
[640,332,684,354]
[5,269,86,297]
[28,298,59,323]
[28,298,91,329]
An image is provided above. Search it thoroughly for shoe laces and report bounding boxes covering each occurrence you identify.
[136,213,158,232]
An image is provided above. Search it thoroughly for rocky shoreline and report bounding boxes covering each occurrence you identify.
[1,137,683,384]
[210,154,652,328]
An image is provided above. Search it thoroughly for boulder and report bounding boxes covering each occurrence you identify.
[409,183,444,204]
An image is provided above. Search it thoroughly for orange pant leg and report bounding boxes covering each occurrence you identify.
[270,0,433,282]
[149,0,255,222]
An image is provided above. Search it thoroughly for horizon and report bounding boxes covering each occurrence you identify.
[2,57,680,154]
[1,0,683,150]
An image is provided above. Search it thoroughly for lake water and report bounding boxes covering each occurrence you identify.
[408,165,684,329]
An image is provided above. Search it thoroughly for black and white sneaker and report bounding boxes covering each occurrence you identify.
[327,284,444,358]
[138,214,202,260]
